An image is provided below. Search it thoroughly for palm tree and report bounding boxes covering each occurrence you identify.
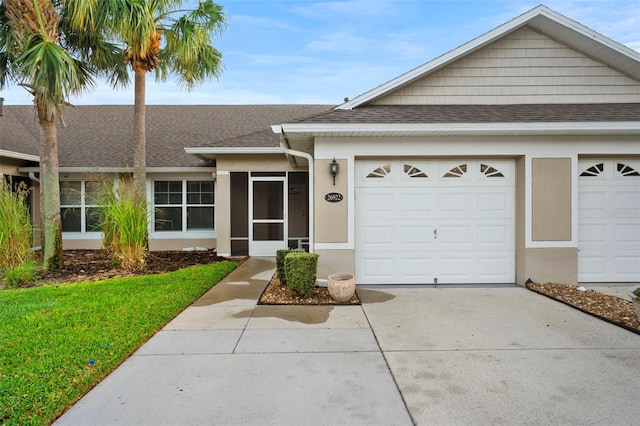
[0,0,127,269]
[68,0,226,204]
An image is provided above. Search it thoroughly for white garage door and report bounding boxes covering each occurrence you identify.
[355,159,515,285]
[578,159,640,282]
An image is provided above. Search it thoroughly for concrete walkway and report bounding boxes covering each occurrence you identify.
[55,258,640,426]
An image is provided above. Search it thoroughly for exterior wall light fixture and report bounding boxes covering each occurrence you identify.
[330,158,339,185]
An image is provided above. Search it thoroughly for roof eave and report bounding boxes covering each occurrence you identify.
[184,146,284,161]
[279,121,640,137]
[0,149,40,162]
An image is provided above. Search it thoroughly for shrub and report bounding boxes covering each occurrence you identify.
[0,180,33,271]
[284,252,319,297]
[3,260,38,288]
[99,184,149,271]
[276,249,289,283]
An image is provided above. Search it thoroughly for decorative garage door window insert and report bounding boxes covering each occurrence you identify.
[580,162,640,177]
[154,180,215,231]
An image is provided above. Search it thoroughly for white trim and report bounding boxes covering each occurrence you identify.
[61,232,103,240]
[18,166,215,173]
[339,5,640,109]
[280,122,640,137]
[184,147,283,155]
[216,170,230,176]
[0,149,39,162]
[149,230,217,239]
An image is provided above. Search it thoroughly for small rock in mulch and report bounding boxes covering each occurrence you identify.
[527,282,640,333]
[259,274,360,305]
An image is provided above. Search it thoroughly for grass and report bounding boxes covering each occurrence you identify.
[0,261,238,426]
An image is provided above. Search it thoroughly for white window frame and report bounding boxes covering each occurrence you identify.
[151,179,216,238]
[60,180,105,235]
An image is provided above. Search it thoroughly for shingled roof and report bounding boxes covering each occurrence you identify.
[3,104,333,168]
[298,104,640,124]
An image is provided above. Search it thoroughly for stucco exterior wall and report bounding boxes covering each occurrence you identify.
[316,249,355,281]
[532,158,572,241]
[374,26,640,105]
[215,171,231,256]
[523,247,578,284]
[315,158,348,243]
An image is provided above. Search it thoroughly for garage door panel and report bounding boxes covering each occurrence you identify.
[356,159,515,284]
[438,225,470,245]
[477,192,511,213]
[359,257,395,282]
[438,192,470,213]
[578,158,640,282]
[359,225,395,251]
[477,225,510,245]
[578,223,607,244]
[613,191,640,210]
[614,223,640,243]
[356,190,395,217]
[401,257,436,280]
[477,256,511,280]
[399,225,436,251]
[400,191,434,217]
[578,254,607,276]
[615,256,640,275]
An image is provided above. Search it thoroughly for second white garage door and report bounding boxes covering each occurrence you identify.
[355,159,515,285]
[578,159,640,282]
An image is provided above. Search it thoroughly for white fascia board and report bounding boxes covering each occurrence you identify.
[0,149,39,162]
[281,122,640,136]
[17,166,215,173]
[184,147,283,155]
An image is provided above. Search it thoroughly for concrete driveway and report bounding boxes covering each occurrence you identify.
[55,258,640,426]
[359,286,640,425]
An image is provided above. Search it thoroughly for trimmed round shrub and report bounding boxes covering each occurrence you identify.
[284,252,319,297]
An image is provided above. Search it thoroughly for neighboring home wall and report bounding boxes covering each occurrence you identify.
[373,26,640,105]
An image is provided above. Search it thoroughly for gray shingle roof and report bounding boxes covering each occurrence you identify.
[3,105,333,168]
[0,107,40,157]
[300,104,640,124]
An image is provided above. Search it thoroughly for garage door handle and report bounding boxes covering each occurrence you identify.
[434,229,437,239]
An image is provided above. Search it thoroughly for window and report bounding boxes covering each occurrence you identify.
[60,181,104,232]
[154,180,214,232]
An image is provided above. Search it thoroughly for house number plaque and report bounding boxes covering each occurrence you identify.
[325,192,343,202]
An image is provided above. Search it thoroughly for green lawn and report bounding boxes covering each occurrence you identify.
[0,261,238,426]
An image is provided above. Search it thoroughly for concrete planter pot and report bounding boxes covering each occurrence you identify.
[628,286,640,320]
[328,273,356,303]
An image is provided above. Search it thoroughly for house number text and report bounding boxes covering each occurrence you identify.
[325,192,343,202]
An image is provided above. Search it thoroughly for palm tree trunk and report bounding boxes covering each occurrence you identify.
[38,106,63,270]
[133,64,147,202]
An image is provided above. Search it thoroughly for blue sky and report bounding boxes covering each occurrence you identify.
[1,0,639,105]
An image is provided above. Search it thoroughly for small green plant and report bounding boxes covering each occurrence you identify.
[3,260,38,288]
[0,180,33,272]
[99,183,149,271]
[276,249,290,283]
[284,251,319,297]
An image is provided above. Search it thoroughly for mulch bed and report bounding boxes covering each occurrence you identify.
[258,274,360,305]
[527,282,640,335]
[34,250,229,285]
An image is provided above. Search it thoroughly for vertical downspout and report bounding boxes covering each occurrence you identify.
[278,129,314,254]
